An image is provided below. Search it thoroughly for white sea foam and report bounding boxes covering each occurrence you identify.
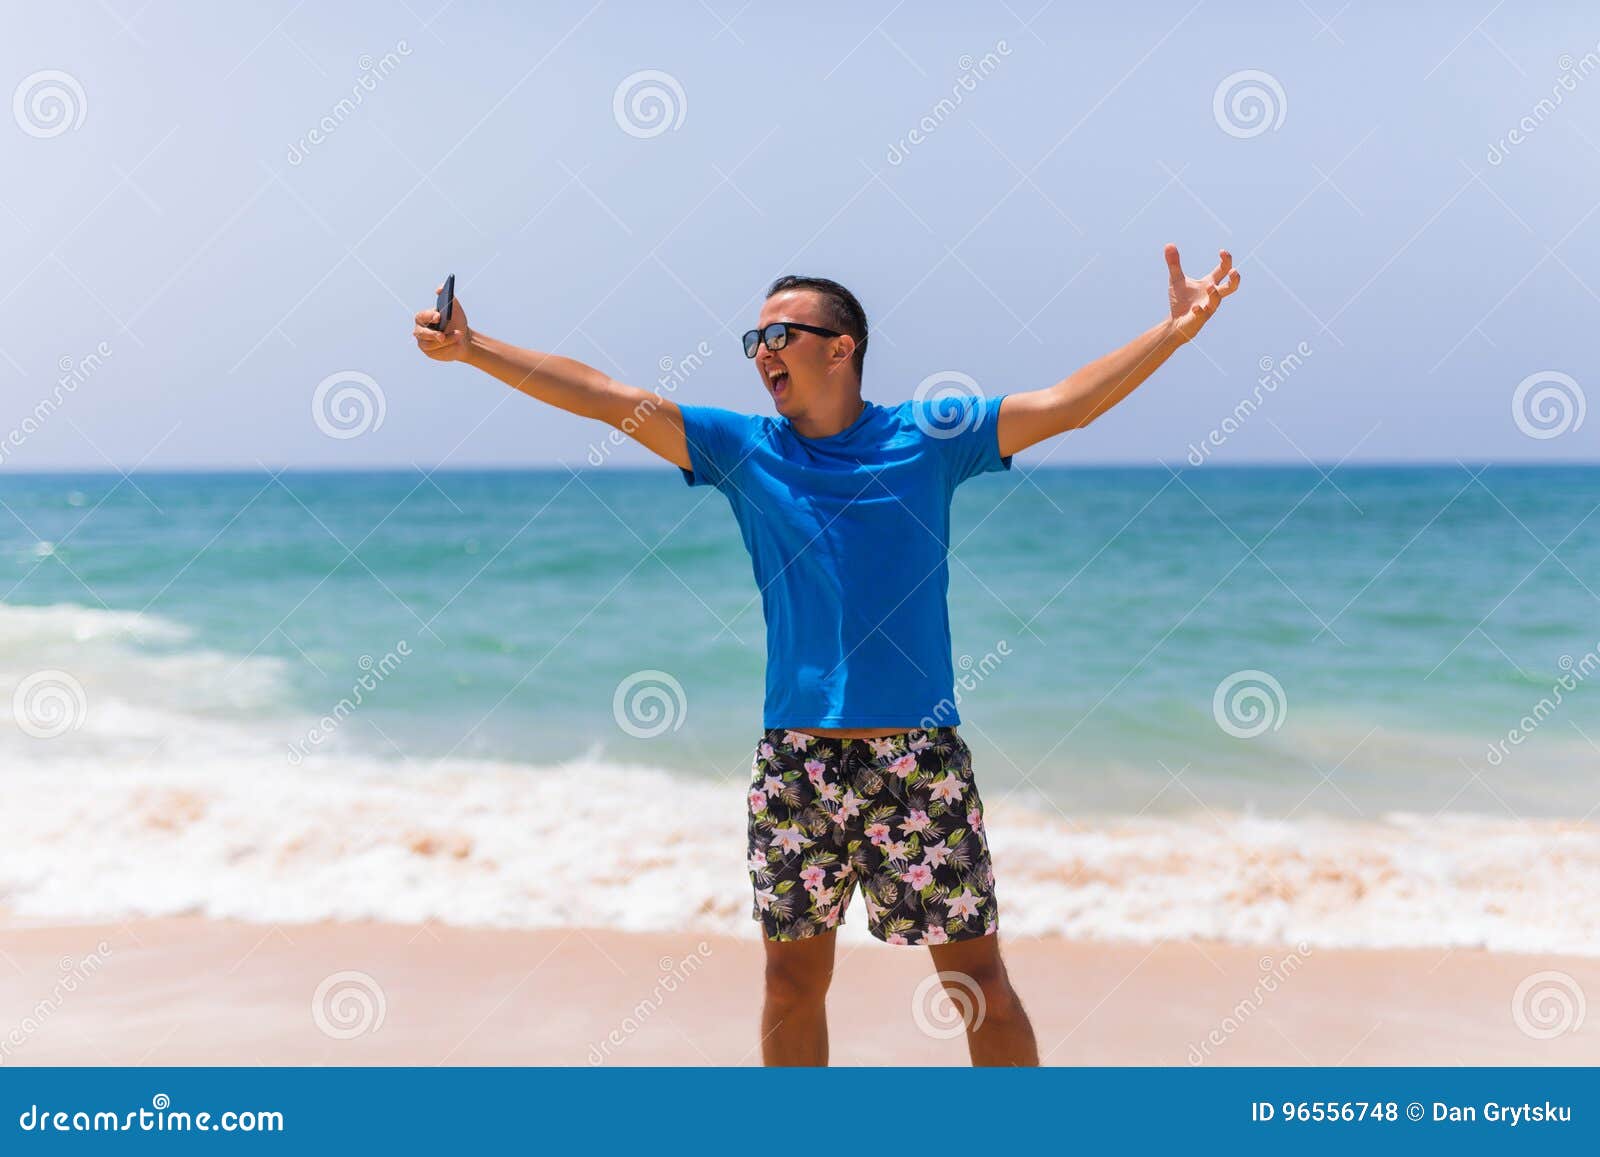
[0,602,190,645]
[0,602,294,764]
[4,754,1598,955]
[3,602,1598,954]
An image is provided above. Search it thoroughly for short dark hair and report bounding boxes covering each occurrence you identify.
[766,275,868,377]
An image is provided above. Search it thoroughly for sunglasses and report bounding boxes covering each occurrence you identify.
[742,321,843,359]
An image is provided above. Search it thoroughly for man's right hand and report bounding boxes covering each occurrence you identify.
[411,293,692,470]
[413,286,471,362]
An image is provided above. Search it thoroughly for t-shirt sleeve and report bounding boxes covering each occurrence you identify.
[914,393,1012,488]
[677,404,762,489]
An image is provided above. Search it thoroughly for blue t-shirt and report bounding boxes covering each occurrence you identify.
[678,394,1011,729]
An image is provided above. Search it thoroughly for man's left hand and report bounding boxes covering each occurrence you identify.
[1166,244,1241,342]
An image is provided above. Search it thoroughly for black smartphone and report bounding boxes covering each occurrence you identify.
[430,274,455,332]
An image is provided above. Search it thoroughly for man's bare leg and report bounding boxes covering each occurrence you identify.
[760,930,837,1066]
[926,934,1039,1066]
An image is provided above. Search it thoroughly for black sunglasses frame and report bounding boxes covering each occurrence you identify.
[741,321,843,358]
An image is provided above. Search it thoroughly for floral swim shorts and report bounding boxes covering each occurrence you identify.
[746,727,999,946]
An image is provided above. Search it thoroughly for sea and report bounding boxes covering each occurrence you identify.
[2,465,1597,954]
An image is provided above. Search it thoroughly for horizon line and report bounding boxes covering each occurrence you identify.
[3,459,1598,476]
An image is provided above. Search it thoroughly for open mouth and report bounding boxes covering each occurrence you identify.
[766,367,789,396]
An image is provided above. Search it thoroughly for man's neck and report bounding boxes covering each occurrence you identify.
[789,391,866,439]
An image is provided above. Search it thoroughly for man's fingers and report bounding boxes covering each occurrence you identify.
[1164,243,1184,285]
[1181,284,1223,331]
[1206,249,1233,283]
[1218,269,1242,297]
[414,309,441,327]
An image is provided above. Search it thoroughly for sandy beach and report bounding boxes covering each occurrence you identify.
[2,918,1594,1066]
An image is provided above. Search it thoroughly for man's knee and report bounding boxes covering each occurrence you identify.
[940,956,1023,1024]
[764,948,833,1010]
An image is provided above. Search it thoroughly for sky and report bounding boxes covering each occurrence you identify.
[2,0,1598,470]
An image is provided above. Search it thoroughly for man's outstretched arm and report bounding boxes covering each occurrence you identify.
[996,245,1241,458]
[412,289,691,470]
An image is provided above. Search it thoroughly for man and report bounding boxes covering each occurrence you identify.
[412,244,1241,1066]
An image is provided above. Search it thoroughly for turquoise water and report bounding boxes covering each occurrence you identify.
[4,465,1598,817]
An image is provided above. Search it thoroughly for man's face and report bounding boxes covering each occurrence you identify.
[753,289,854,419]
